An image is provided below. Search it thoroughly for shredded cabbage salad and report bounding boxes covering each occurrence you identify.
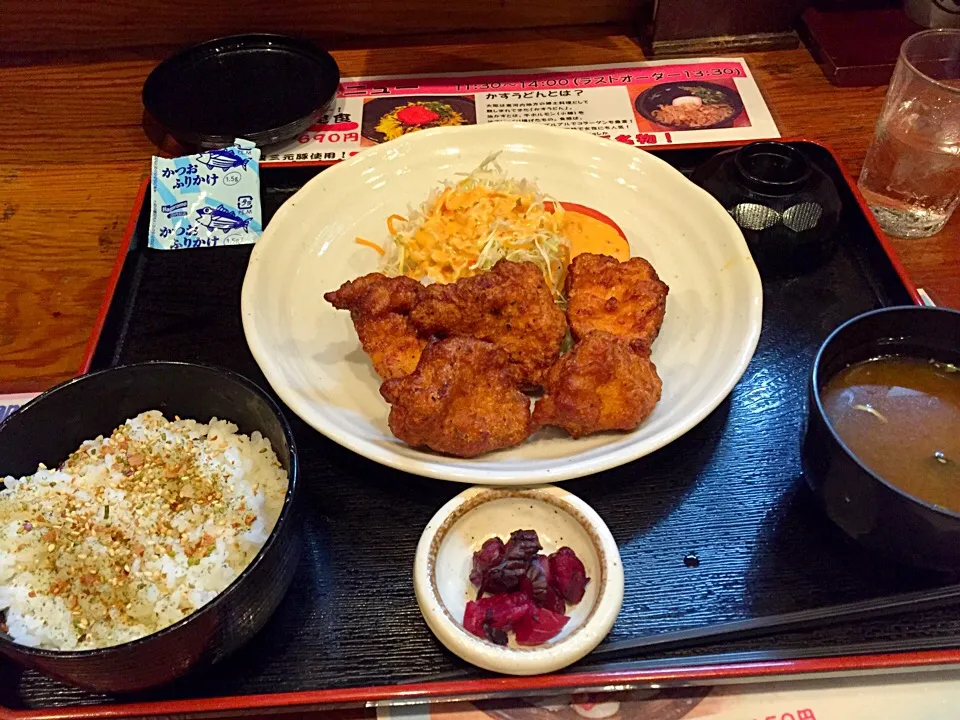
[374,153,571,302]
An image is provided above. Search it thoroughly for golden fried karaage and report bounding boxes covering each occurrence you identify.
[533,331,662,438]
[565,253,668,350]
[380,337,534,457]
[324,273,427,380]
[409,260,567,387]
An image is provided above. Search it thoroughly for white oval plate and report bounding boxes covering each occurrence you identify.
[242,123,762,484]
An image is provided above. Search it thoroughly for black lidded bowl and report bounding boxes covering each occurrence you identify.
[692,141,841,278]
[142,33,341,150]
[803,306,960,572]
[0,362,301,692]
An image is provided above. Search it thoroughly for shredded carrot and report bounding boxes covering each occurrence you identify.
[386,214,407,236]
[355,237,385,255]
[378,154,570,301]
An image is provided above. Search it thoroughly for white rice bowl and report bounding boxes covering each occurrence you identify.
[0,411,287,651]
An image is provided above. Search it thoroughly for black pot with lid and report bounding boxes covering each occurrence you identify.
[693,141,842,277]
[142,34,341,151]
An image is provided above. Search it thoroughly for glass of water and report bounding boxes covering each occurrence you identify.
[858,29,960,238]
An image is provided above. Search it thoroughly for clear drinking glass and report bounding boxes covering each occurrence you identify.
[857,29,960,238]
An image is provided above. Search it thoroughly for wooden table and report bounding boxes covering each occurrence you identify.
[1,31,958,393]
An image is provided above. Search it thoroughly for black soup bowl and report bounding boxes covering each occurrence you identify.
[803,306,960,572]
[0,362,300,692]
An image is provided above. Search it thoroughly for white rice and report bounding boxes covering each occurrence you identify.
[0,411,287,651]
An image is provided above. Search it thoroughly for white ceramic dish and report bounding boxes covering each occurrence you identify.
[413,485,623,675]
[242,122,763,484]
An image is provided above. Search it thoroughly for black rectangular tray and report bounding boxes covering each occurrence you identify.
[5,139,957,718]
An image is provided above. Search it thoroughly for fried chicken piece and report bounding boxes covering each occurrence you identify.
[380,337,534,458]
[533,331,662,439]
[565,253,669,350]
[409,261,567,387]
[324,273,427,380]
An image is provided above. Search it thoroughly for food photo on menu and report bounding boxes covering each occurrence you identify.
[2,13,960,720]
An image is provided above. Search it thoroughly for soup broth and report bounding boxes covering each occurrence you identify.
[820,356,960,513]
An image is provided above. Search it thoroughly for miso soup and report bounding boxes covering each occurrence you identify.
[820,356,960,513]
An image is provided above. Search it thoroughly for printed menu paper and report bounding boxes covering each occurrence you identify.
[0,393,36,422]
[262,58,778,165]
[377,670,960,720]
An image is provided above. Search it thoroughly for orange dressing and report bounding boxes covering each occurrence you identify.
[561,207,630,262]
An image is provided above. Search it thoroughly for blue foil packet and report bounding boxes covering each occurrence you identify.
[148,139,263,249]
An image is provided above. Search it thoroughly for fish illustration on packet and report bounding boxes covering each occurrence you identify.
[195,147,251,172]
[148,138,263,249]
[196,205,252,233]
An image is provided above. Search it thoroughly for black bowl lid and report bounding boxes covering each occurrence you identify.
[734,141,812,195]
[142,34,340,149]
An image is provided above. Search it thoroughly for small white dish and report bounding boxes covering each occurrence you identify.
[413,484,624,675]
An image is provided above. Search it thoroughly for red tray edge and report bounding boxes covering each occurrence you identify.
[6,650,960,720]
[802,137,921,306]
[50,135,929,720]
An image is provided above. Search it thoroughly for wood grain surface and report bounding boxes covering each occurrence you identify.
[1,31,958,392]
[0,0,643,54]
